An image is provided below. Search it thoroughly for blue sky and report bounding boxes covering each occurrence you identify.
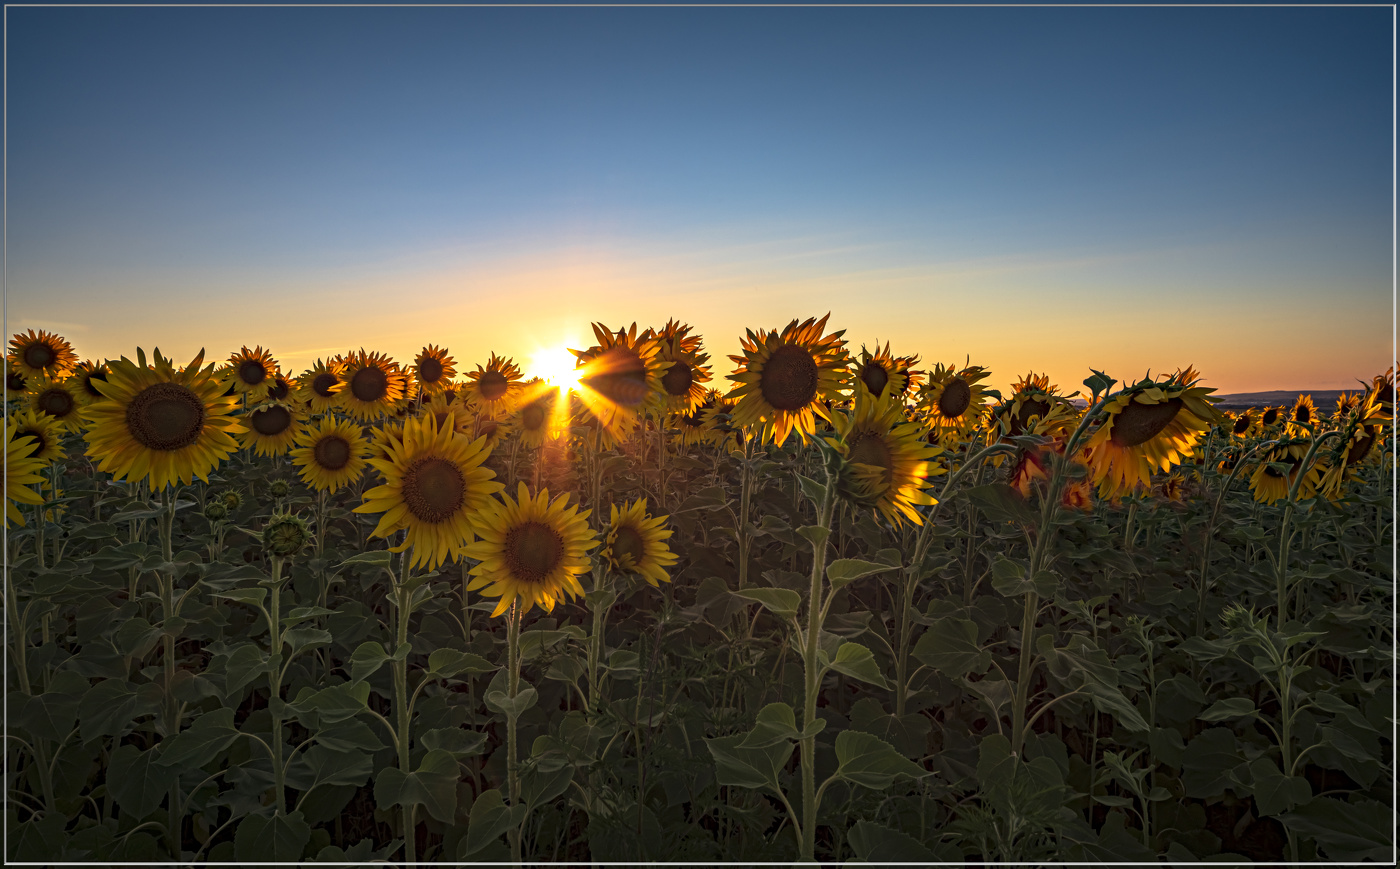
[5,5,1393,394]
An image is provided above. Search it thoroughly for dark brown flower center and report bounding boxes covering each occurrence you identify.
[858,361,889,398]
[1110,398,1183,448]
[847,431,893,488]
[662,362,694,397]
[313,435,352,470]
[477,419,501,440]
[16,427,48,458]
[1376,383,1395,406]
[1010,398,1050,436]
[582,349,648,407]
[82,370,108,398]
[1262,408,1280,426]
[312,372,338,398]
[1233,413,1252,435]
[1346,428,1376,465]
[419,357,444,384]
[350,365,388,402]
[23,343,55,371]
[505,520,564,583]
[126,382,205,451]
[1294,403,1312,424]
[522,403,547,431]
[610,525,646,568]
[267,378,290,401]
[7,369,27,392]
[250,405,292,436]
[938,378,972,419]
[478,370,509,401]
[401,456,465,523]
[38,388,74,418]
[238,359,268,387]
[760,344,819,412]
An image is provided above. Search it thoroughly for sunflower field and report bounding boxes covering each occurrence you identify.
[3,321,1394,864]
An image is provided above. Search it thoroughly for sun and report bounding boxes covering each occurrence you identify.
[528,346,582,391]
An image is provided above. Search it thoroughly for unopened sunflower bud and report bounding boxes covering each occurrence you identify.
[269,479,290,499]
[203,501,228,522]
[263,513,310,558]
[223,490,243,511]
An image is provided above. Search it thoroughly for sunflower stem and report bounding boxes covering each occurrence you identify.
[268,557,287,815]
[1275,430,1341,630]
[799,465,837,862]
[1195,438,1279,636]
[393,551,417,865]
[587,567,612,724]
[506,600,523,865]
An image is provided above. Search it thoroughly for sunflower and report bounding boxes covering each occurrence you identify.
[1249,443,1320,505]
[1259,405,1284,432]
[602,498,679,586]
[649,320,712,414]
[335,350,408,422]
[670,403,710,449]
[1082,367,1222,501]
[1229,409,1256,438]
[420,392,473,437]
[264,372,298,406]
[239,403,303,457]
[5,425,46,527]
[1318,391,1390,500]
[512,384,563,449]
[354,411,502,570]
[297,359,344,413]
[459,352,524,420]
[697,388,742,451]
[1060,479,1095,512]
[827,388,942,526]
[8,329,77,380]
[726,315,849,447]
[992,372,1076,439]
[82,348,243,490]
[1156,473,1189,503]
[25,376,85,431]
[8,408,66,463]
[572,324,665,440]
[463,481,599,617]
[6,363,29,396]
[413,345,457,396]
[66,360,109,405]
[1367,366,1395,418]
[227,346,280,401]
[851,342,908,401]
[1285,394,1317,437]
[471,412,513,453]
[920,363,993,436]
[291,417,371,493]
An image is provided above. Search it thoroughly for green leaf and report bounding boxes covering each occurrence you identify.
[1182,728,1245,799]
[18,670,87,741]
[834,730,928,789]
[738,702,807,748]
[796,524,830,548]
[461,789,529,859]
[796,475,827,506]
[826,558,894,589]
[965,482,1037,526]
[733,587,801,620]
[283,627,333,656]
[1198,697,1258,722]
[975,733,1018,808]
[286,681,371,728]
[155,708,239,767]
[233,810,311,863]
[1248,757,1311,817]
[286,744,374,792]
[1279,797,1393,861]
[79,680,147,743]
[221,643,269,697]
[421,727,489,758]
[347,641,408,684]
[847,819,937,862]
[281,605,335,625]
[113,617,162,658]
[335,550,393,570]
[826,642,889,689]
[374,749,459,824]
[212,588,268,607]
[705,734,794,791]
[912,617,991,678]
[313,717,385,754]
[990,555,1055,597]
[521,761,574,810]
[107,743,177,819]
[426,648,497,679]
[484,687,539,722]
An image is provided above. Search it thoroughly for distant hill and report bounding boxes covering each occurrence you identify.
[1210,390,1350,410]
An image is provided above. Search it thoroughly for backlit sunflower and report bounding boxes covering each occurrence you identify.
[1082,367,1223,501]
[471,412,512,453]
[851,342,908,401]
[1229,409,1256,438]
[414,345,457,396]
[1259,405,1284,432]
[670,403,710,449]
[291,417,371,493]
[649,320,712,414]
[8,329,77,380]
[512,384,562,449]
[297,359,344,413]
[82,348,243,490]
[1367,366,1395,418]
[354,411,502,569]
[827,388,942,526]
[697,388,742,451]
[227,346,279,401]
[572,324,665,440]
[8,408,66,463]
[1285,394,1317,437]
[1318,391,1389,500]
[5,425,46,527]
[25,376,85,431]
[602,498,678,586]
[420,393,473,437]
[69,360,110,405]
[264,373,298,406]
[368,420,405,464]
[463,481,599,617]
[461,353,524,420]
[920,363,993,437]
[1249,443,1320,505]
[239,403,303,457]
[335,350,408,422]
[993,372,1077,439]
[726,314,849,447]
[6,363,29,396]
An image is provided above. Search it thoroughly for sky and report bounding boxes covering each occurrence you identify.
[4,5,1394,396]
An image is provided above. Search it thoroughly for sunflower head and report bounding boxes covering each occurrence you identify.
[8,408,65,463]
[5,424,47,527]
[511,383,563,449]
[414,345,458,396]
[572,324,665,440]
[334,350,408,422]
[82,348,244,490]
[227,346,280,399]
[1367,366,1395,418]
[649,320,712,413]
[419,392,473,438]
[297,359,345,413]
[67,360,110,404]
[462,352,524,420]
[239,402,302,457]
[827,388,942,527]
[264,373,298,405]
[1230,409,1255,438]
[1286,394,1317,435]
[6,363,29,395]
[8,329,78,379]
[726,314,849,447]
[1155,473,1189,503]
[354,410,503,569]
[464,481,600,617]
[1249,443,1319,505]
[851,342,907,401]
[291,416,371,493]
[602,498,679,587]
[920,362,992,435]
[26,376,85,431]
[263,513,311,558]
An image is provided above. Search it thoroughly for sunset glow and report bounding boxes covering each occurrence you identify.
[529,346,582,392]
